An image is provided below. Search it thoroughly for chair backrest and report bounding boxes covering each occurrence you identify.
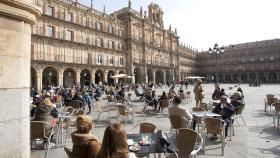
[139,123,157,133]
[107,95,113,102]
[177,128,198,157]
[168,93,174,100]
[199,102,208,111]
[30,121,50,139]
[273,102,280,111]
[204,118,223,135]
[192,107,205,112]
[266,94,275,98]
[159,99,169,108]
[117,105,126,115]
[179,93,186,99]
[71,100,82,109]
[186,91,191,96]
[267,97,277,105]
[236,103,245,115]
[169,115,189,129]
[64,147,77,158]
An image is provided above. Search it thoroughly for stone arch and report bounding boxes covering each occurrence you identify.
[118,71,125,83]
[166,69,171,84]
[63,68,77,87]
[134,67,141,84]
[95,69,105,84]
[233,74,239,82]
[241,73,248,82]
[258,73,267,83]
[249,73,256,81]
[107,70,116,85]
[80,69,92,87]
[147,68,153,84]
[225,74,231,83]
[155,69,164,84]
[31,67,37,90]
[42,66,59,89]
[269,72,277,82]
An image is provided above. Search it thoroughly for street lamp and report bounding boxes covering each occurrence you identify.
[209,43,224,83]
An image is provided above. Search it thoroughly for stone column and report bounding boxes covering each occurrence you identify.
[37,74,42,92]
[91,69,95,84]
[76,69,81,86]
[58,71,63,87]
[0,0,41,158]
[163,71,166,84]
[152,70,156,84]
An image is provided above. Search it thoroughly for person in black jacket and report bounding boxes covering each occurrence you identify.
[212,95,234,138]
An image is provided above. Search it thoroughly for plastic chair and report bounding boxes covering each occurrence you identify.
[64,147,77,158]
[177,128,203,158]
[169,115,192,134]
[31,121,54,158]
[202,118,226,156]
[272,102,280,129]
[132,122,158,133]
[159,99,169,113]
[117,104,134,124]
[264,94,277,112]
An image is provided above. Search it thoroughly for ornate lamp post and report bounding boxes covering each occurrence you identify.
[209,43,224,83]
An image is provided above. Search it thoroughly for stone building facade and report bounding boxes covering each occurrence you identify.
[197,39,280,83]
[31,0,198,91]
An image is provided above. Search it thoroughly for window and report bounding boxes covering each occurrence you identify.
[109,41,115,49]
[118,43,123,50]
[119,57,124,65]
[47,25,54,37]
[66,30,73,41]
[108,26,114,34]
[97,54,102,64]
[109,56,114,65]
[96,37,103,47]
[46,6,54,16]
[96,22,103,31]
[66,12,73,22]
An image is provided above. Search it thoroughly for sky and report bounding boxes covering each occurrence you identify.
[79,0,280,51]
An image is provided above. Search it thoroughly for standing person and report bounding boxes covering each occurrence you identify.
[97,124,136,158]
[83,89,93,115]
[193,79,203,108]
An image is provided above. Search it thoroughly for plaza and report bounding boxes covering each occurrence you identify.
[1,0,280,158]
[31,84,280,158]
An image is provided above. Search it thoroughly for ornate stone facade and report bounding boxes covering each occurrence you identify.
[31,0,198,90]
[197,39,280,83]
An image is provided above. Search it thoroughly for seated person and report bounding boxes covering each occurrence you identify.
[237,87,244,99]
[178,87,184,94]
[33,93,56,135]
[97,124,136,158]
[134,85,144,99]
[168,86,177,97]
[94,87,103,101]
[158,91,168,112]
[72,91,84,108]
[212,87,221,100]
[71,115,101,158]
[168,97,195,130]
[212,95,234,138]
[230,91,244,113]
[151,90,158,111]
[117,87,126,98]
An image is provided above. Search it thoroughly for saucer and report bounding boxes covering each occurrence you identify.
[129,145,141,151]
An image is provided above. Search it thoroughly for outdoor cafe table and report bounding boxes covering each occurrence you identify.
[191,111,222,133]
[127,133,177,156]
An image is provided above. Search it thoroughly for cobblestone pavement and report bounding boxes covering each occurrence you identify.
[31,84,280,158]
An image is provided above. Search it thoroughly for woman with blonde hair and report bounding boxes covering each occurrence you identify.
[71,115,101,158]
[97,123,136,158]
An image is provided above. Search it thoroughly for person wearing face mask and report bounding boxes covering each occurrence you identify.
[212,95,234,138]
